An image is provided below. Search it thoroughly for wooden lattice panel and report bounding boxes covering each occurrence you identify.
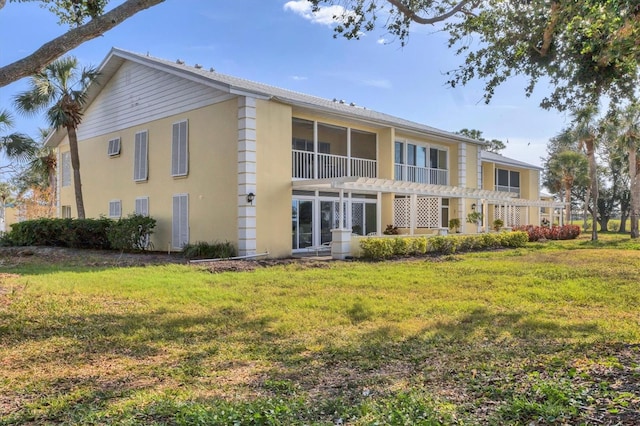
[417,197,440,228]
[394,198,411,228]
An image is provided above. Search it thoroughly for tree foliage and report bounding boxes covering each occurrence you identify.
[456,128,506,153]
[0,0,164,87]
[311,0,640,111]
[13,56,98,219]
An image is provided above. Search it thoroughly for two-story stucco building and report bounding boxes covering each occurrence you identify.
[46,48,563,258]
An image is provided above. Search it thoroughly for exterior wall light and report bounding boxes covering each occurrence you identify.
[247,192,255,204]
[471,203,476,211]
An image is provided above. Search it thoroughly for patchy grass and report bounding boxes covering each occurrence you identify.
[1,234,639,424]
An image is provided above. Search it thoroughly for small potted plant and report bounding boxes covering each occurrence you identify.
[492,218,504,232]
[383,224,399,235]
[449,218,461,233]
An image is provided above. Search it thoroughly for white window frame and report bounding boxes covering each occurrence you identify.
[61,151,71,187]
[109,199,122,218]
[171,120,189,177]
[172,193,189,249]
[107,137,121,157]
[135,196,149,217]
[134,130,148,182]
[61,205,72,218]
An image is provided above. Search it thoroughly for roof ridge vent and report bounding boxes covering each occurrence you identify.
[176,59,184,64]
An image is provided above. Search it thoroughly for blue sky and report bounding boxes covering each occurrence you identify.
[0,0,571,168]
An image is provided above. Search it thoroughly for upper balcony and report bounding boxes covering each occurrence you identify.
[291,118,377,180]
[293,150,377,179]
[394,164,448,186]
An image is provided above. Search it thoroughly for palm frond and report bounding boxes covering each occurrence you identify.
[0,133,38,163]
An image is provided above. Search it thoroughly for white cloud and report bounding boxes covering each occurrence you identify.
[284,0,353,26]
[377,38,388,45]
[362,79,392,89]
[291,75,308,81]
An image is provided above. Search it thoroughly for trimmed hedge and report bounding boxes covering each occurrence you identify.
[512,225,581,242]
[359,231,529,260]
[182,241,237,260]
[3,216,156,252]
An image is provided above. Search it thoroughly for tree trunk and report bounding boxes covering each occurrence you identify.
[564,179,572,224]
[583,192,590,232]
[587,140,598,241]
[0,0,165,87]
[66,125,85,219]
[620,211,628,233]
[629,148,639,238]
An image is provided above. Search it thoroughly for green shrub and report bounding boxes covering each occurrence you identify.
[182,241,236,260]
[359,238,395,259]
[359,232,529,260]
[7,218,112,248]
[107,214,156,252]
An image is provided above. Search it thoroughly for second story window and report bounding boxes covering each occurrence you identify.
[496,168,520,195]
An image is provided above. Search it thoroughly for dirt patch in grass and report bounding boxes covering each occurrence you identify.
[0,246,335,272]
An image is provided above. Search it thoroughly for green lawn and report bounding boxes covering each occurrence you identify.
[1,234,639,425]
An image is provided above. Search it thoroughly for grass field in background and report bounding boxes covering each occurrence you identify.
[1,234,639,424]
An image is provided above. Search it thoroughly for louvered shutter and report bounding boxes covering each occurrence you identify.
[172,194,189,249]
[134,131,148,181]
[171,121,188,176]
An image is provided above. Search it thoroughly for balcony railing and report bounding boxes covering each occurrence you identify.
[292,150,377,179]
[395,163,449,185]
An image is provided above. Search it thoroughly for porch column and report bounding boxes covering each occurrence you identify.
[376,192,382,235]
[339,189,345,229]
[504,204,509,227]
[525,205,530,226]
[347,192,352,231]
[313,121,318,179]
[347,127,352,177]
[481,199,487,232]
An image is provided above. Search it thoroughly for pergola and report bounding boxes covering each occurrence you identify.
[293,176,567,235]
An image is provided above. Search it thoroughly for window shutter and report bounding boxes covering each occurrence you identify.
[134,131,148,181]
[171,121,188,176]
[172,194,189,249]
[108,138,121,156]
[61,152,71,187]
[109,200,121,218]
[135,197,149,216]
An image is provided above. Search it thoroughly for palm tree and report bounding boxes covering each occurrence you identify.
[610,102,640,238]
[13,128,57,209]
[547,150,589,224]
[13,57,98,219]
[572,106,600,241]
[0,109,37,164]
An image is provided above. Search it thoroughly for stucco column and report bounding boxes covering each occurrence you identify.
[237,96,257,256]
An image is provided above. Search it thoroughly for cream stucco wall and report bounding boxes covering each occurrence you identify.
[59,100,240,251]
[256,100,293,258]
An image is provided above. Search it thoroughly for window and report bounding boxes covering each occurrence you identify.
[108,138,121,156]
[172,194,189,249]
[109,200,122,218]
[61,151,71,187]
[394,142,404,164]
[171,120,188,176]
[135,197,149,216]
[430,148,447,169]
[61,205,72,218]
[495,168,520,194]
[134,131,148,181]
